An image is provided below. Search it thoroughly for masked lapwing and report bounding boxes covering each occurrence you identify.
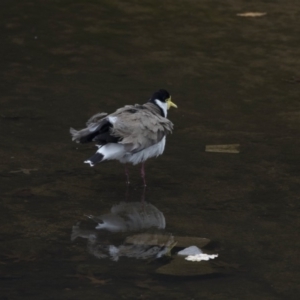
[70,89,177,185]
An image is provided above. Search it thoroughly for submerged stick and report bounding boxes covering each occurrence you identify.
[205,144,240,153]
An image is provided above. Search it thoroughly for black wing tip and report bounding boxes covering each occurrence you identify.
[84,153,104,167]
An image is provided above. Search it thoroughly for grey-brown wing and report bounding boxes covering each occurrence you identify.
[70,112,109,143]
[110,106,173,152]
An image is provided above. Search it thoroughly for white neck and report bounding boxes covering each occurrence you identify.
[154,99,168,117]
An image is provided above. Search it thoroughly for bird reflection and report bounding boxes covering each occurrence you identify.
[71,201,176,261]
[86,201,165,232]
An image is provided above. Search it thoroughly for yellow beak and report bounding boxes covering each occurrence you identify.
[166,96,178,110]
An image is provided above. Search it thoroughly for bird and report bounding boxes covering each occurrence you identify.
[70,89,177,185]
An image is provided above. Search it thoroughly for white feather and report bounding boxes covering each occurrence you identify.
[89,137,166,165]
[120,136,166,165]
[97,143,126,161]
[108,116,118,124]
[154,99,168,117]
[88,124,99,132]
[84,160,94,167]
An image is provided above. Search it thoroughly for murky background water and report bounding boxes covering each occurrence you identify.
[1,0,300,299]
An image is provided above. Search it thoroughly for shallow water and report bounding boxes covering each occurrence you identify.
[1,0,300,299]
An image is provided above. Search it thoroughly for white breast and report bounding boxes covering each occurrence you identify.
[120,137,166,165]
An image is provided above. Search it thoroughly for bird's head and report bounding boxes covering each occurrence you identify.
[149,89,177,117]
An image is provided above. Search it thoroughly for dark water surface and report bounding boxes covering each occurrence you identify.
[1,0,300,299]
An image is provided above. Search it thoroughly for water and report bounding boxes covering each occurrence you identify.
[1,0,300,299]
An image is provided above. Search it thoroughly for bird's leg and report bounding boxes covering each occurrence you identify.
[125,183,130,202]
[141,162,146,187]
[141,185,146,202]
[124,164,130,185]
